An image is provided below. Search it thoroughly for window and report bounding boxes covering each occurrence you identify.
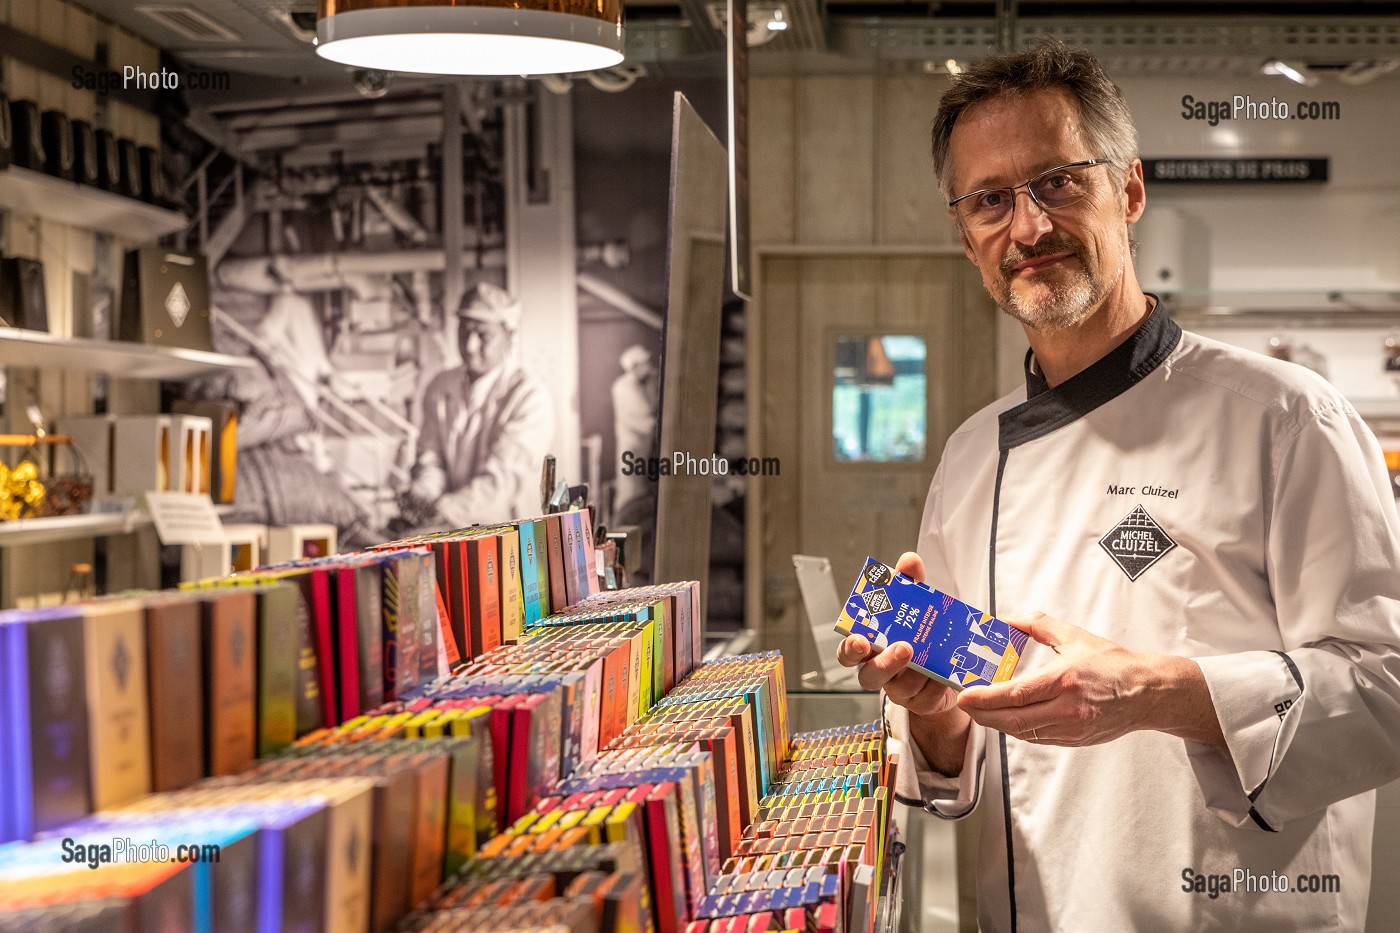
[832,335,926,462]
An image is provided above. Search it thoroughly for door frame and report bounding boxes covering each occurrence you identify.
[744,243,970,633]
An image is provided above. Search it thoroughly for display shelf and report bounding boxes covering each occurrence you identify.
[1161,287,1400,300]
[0,329,255,380]
[0,166,186,240]
[1164,289,1400,323]
[0,510,154,547]
[0,503,237,548]
[1353,398,1400,422]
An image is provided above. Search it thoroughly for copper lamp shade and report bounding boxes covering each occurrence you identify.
[316,0,625,76]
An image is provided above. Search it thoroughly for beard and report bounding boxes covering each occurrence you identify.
[989,233,1118,332]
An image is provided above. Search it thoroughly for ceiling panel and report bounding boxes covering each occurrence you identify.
[65,0,1400,82]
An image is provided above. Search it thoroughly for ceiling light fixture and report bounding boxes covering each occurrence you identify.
[1262,59,1319,87]
[707,1,790,47]
[315,0,625,76]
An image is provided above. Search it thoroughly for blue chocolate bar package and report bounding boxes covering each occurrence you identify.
[835,558,1028,690]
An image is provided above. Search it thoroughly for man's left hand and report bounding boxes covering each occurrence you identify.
[956,612,1220,747]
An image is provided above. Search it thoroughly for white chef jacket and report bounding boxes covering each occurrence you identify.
[417,361,555,525]
[889,305,1400,932]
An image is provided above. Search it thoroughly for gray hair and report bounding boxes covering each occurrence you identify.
[932,38,1139,202]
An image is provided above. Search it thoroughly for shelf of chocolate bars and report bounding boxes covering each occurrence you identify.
[0,506,899,933]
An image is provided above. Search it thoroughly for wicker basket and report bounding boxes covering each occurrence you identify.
[0,435,94,520]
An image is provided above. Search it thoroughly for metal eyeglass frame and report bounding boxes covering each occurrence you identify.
[947,159,1116,227]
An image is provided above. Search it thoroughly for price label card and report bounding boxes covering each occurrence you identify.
[143,491,224,545]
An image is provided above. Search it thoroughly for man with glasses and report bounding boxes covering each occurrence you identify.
[838,39,1400,930]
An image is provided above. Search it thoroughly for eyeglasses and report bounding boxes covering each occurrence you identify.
[948,159,1115,231]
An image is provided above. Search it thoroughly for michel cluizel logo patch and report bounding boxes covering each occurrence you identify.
[861,587,892,615]
[1099,505,1177,581]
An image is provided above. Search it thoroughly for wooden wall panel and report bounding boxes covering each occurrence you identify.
[795,77,875,245]
[67,88,97,124]
[5,61,40,101]
[37,217,68,335]
[108,100,135,140]
[8,0,39,36]
[5,214,41,258]
[749,77,796,245]
[876,76,960,248]
[65,2,98,58]
[756,258,804,652]
[108,26,139,75]
[8,539,97,609]
[794,257,878,563]
[137,29,162,73]
[883,257,956,456]
[35,72,65,111]
[36,0,65,47]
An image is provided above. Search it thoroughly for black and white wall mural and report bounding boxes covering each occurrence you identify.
[176,72,742,629]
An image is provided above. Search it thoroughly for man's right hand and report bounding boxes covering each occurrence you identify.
[835,550,971,775]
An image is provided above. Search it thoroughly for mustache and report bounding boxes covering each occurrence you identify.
[1000,235,1087,276]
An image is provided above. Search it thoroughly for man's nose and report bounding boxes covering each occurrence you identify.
[1007,187,1054,246]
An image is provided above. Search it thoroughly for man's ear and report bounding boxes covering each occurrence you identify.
[950,210,979,265]
[1123,159,1146,225]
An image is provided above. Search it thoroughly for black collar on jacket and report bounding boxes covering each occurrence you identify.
[1000,294,1179,450]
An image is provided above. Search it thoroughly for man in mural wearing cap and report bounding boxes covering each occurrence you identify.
[403,282,555,527]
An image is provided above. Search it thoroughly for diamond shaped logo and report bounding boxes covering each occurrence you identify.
[1099,505,1177,581]
[230,623,247,667]
[112,635,130,690]
[861,587,892,615]
[165,282,191,328]
[45,638,73,706]
[295,837,317,896]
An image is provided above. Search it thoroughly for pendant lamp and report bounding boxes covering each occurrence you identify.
[316,0,625,76]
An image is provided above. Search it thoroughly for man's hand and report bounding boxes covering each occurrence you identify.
[409,459,447,504]
[958,612,1226,748]
[836,551,971,775]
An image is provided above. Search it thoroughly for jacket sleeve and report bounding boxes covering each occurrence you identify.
[890,459,987,820]
[435,375,556,527]
[1187,402,1400,831]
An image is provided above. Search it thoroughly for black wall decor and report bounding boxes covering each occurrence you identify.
[0,257,50,333]
[139,146,167,205]
[0,92,12,171]
[71,120,99,186]
[118,138,141,199]
[40,110,74,181]
[119,248,212,352]
[9,99,43,170]
[95,130,121,192]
